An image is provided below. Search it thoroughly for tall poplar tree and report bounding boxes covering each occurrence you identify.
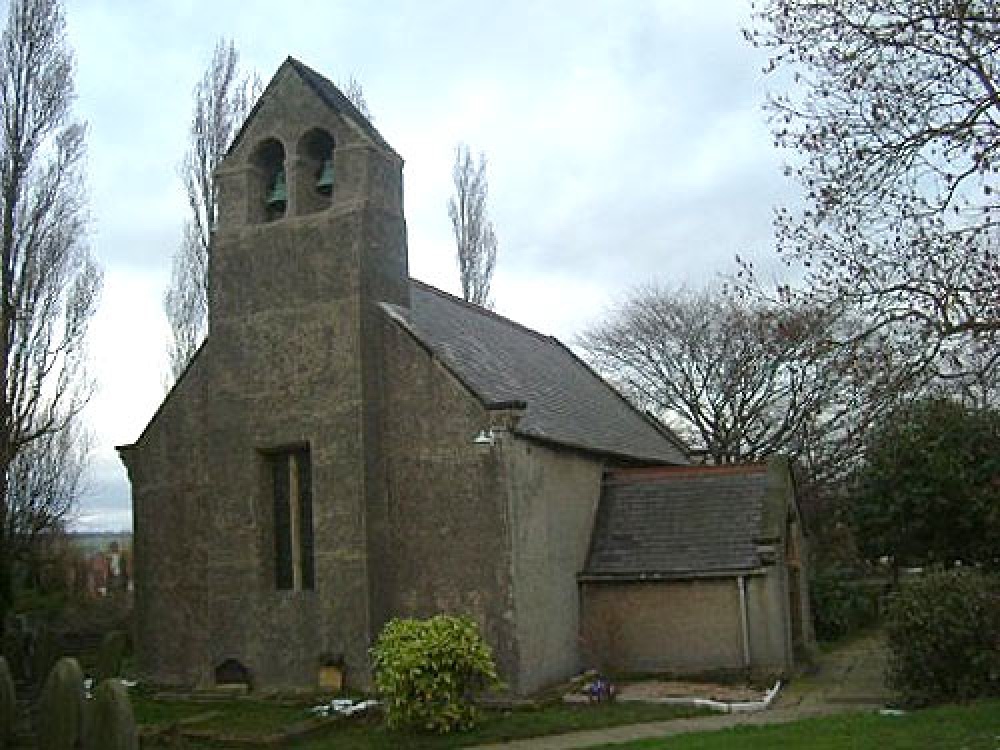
[0,0,101,631]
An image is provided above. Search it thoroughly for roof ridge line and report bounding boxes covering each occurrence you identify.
[605,463,769,481]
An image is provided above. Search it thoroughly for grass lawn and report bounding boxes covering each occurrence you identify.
[134,696,311,734]
[133,694,708,749]
[589,700,1000,750]
[131,697,222,727]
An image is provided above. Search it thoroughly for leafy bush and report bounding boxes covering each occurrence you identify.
[810,570,880,641]
[852,398,1000,569]
[886,569,1000,707]
[370,614,499,733]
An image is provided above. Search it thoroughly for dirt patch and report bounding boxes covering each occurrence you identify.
[617,680,766,703]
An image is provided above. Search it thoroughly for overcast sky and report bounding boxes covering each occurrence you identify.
[60,0,796,530]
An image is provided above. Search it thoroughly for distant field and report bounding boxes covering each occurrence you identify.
[67,531,132,553]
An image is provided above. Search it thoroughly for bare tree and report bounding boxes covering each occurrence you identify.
[449,144,498,307]
[579,283,874,477]
[164,39,257,381]
[340,74,372,121]
[0,0,101,631]
[745,1,1000,388]
[6,420,90,588]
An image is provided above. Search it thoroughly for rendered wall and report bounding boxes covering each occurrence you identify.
[580,579,745,673]
[504,439,604,692]
[580,570,799,675]
[746,570,793,670]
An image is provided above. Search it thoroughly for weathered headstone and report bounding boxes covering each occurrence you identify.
[85,679,138,750]
[37,657,85,750]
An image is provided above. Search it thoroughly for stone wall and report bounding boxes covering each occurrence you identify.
[120,353,213,686]
[379,319,521,685]
[121,63,407,689]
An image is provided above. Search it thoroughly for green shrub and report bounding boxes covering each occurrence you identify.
[370,614,499,733]
[851,398,1000,569]
[886,569,1000,707]
[810,570,880,641]
[13,588,69,618]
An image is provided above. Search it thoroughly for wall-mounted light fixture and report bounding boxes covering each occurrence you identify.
[473,428,496,456]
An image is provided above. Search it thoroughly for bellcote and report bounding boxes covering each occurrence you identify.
[207,58,410,329]
[214,57,403,232]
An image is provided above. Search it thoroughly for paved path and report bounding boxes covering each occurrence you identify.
[471,631,891,749]
[777,631,890,709]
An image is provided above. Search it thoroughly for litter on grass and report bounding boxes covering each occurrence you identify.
[310,698,379,718]
[83,676,138,698]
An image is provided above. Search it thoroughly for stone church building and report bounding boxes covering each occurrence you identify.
[119,59,811,693]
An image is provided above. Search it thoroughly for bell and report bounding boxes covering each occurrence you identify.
[316,158,334,195]
[266,169,287,208]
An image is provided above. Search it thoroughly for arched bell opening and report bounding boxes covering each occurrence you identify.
[251,138,287,223]
[295,128,335,216]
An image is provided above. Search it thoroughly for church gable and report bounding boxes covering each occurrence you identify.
[283,58,396,156]
[383,281,689,465]
[225,57,393,167]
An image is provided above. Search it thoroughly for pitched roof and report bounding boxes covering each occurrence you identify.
[582,464,773,578]
[285,58,398,157]
[228,57,398,159]
[382,281,688,465]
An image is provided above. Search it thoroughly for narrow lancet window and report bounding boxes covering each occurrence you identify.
[270,446,314,590]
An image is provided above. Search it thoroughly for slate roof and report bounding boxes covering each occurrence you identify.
[582,465,772,578]
[382,281,688,465]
